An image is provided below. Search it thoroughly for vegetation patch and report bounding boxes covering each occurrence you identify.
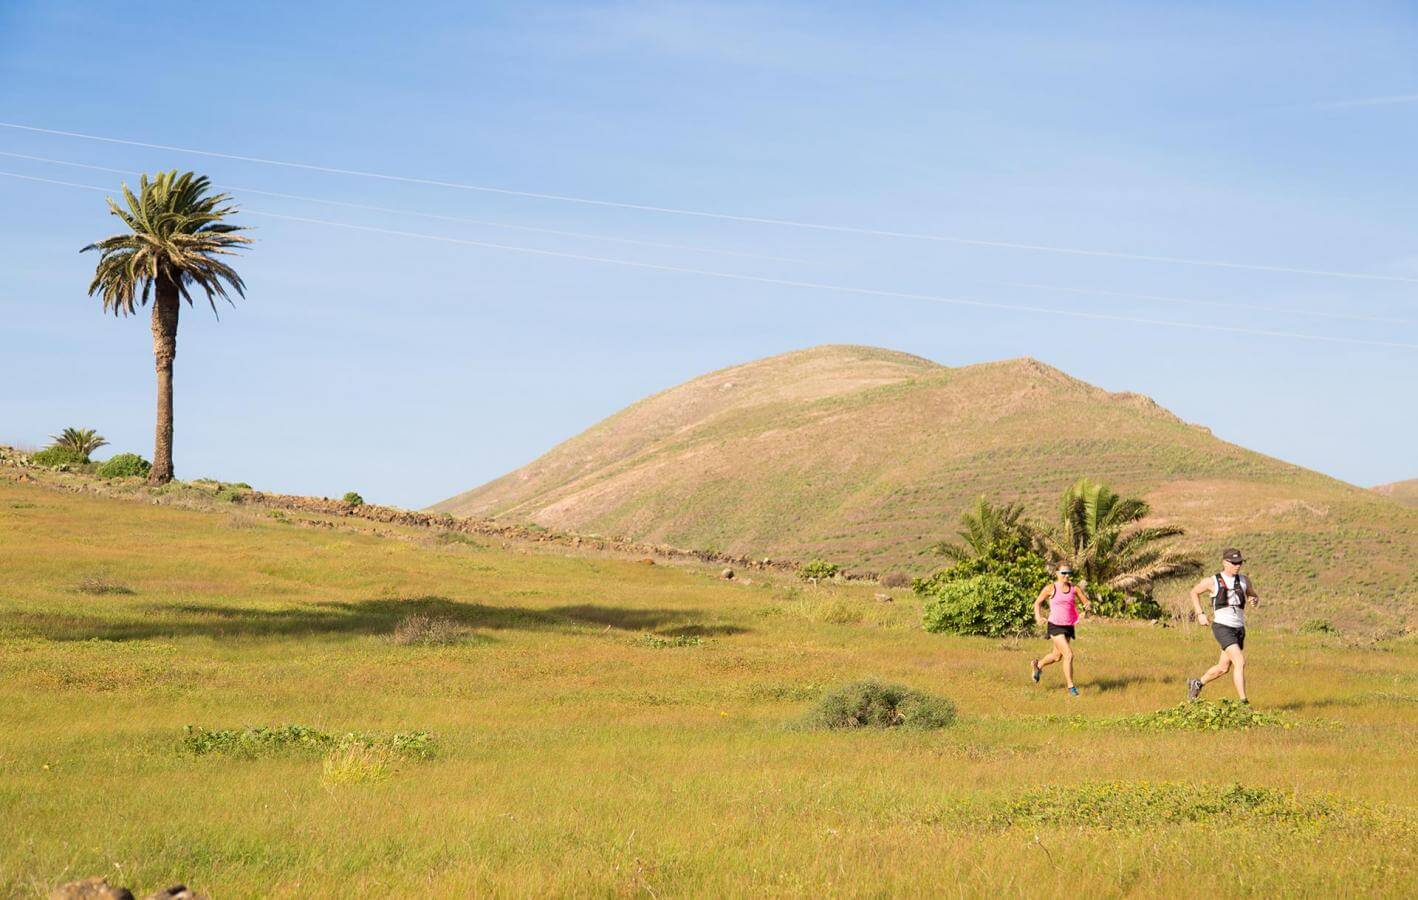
[343,491,365,506]
[798,559,841,581]
[1113,700,1288,732]
[31,446,90,468]
[921,574,1033,637]
[1300,618,1336,634]
[391,613,468,646]
[963,781,1372,831]
[73,576,135,596]
[805,680,956,730]
[322,743,400,785]
[634,632,706,648]
[96,453,151,479]
[182,724,436,760]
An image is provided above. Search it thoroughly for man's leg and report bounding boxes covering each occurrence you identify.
[1198,649,1232,688]
[1226,644,1247,701]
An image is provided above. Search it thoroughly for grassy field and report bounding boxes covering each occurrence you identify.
[2,475,1415,897]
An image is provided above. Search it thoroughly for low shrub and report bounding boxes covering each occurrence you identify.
[343,491,364,506]
[391,614,467,646]
[74,576,134,596]
[921,574,1033,638]
[635,633,705,648]
[1300,618,1336,634]
[182,724,436,760]
[805,679,956,730]
[798,559,840,581]
[880,571,912,589]
[96,453,151,479]
[31,446,89,468]
[1118,700,1286,731]
[971,781,1350,830]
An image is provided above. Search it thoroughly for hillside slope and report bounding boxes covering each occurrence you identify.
[435,345,1417,629]
[1374,479,1418,508]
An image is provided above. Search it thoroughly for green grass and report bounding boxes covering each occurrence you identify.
[0,477,1414,897]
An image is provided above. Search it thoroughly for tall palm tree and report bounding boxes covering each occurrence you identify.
[49,427,107,461]
[83,171,250,484]
[933,496,1035,561]
[1042,477,1201,593]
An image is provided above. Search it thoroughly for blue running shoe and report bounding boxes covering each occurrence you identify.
[1067,686,1079,697]
[1030,659,1041,683]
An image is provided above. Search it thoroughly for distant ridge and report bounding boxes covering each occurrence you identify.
[435,345,1416,628]
[1373,479,1418,508]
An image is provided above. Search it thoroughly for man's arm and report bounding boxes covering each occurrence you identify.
[1188,576,1211,624]
[1246,578,1261,607]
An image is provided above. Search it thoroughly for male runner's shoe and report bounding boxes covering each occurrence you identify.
[1187,678,1203,700]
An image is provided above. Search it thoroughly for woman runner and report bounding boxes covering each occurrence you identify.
[1030,565,1092,695]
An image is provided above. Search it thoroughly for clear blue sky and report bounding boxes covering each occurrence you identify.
[2,1,1414,507]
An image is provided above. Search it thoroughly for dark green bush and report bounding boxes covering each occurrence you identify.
[343,491,365,506]
[31,446,89,468]
[805,679,956,730]
[96,453,151,479]
[920,574,1034,637]
[915,539,1049,602]
[798,559,840,581]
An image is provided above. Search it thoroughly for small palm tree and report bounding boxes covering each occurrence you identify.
[83,171,250,483]
[49,427,107,461]
[933,496,1035,561]
[1042,478,1200,593]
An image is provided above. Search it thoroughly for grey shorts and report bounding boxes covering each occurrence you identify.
[1212,623,1245,651]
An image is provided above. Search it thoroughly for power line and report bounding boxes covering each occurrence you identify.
[6,147,1412,327]
[3,120,1414,284]
[5,168,1413,351]
[0,150,810,265]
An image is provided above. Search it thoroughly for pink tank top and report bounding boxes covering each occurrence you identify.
[1048,584,1079,626]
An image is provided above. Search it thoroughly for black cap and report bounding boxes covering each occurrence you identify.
[1222,548,1244,564]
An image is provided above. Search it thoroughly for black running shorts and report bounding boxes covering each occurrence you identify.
[1046,623,1075,640]
[1212,623,1245,651]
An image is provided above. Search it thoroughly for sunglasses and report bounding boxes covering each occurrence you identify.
[1058,571,1074,577]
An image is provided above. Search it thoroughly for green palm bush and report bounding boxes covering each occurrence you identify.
[1041,478,1201,607]
[49,427,107,461]
[83,171,250,483]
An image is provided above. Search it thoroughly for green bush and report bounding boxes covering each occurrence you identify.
[96,453,151,479]
[1088,583,1164,620]
[798,559,840,581]
[31,446,89,468]
[1299,618,1335,634]
[805,680,956,730]
[915,539,1049,602]
[920,574,1034,637]
[343,491,365,506]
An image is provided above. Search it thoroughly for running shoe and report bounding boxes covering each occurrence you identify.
[1187,678,1202,700]
[1030,659,1041,683]
[1067,686,1079,696]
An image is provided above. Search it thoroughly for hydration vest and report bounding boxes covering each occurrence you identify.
[1213,573,1248,611]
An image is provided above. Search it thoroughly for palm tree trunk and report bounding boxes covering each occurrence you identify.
[148,275,180,484]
